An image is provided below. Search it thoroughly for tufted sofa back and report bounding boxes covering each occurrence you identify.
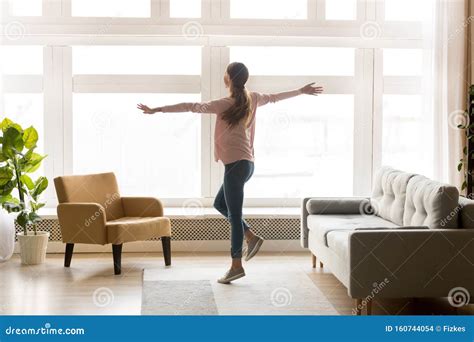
[370,167,416,225]
[403,175,460,229]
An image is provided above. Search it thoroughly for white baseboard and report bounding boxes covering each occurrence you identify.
[14,240,304,254]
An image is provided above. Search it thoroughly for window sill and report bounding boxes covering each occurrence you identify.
[38,207,300,219]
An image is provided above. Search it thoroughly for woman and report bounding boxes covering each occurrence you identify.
[137,62,323,284]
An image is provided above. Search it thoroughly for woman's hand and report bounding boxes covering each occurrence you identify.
[300,83,324,96]
[137,103,159,114]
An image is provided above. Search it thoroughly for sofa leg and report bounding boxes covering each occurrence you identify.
[355,299,362,315]
[319,261,324,268]
[311,254,316,268]
[112,244,123,275]
[161,236,171,266]
[366,299,372,315]
[64,243,74,267]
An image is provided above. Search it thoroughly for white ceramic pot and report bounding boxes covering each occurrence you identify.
[0,211,16,262]
[17,231,50,265]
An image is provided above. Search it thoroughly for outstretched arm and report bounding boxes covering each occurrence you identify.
[137,97,233,115]
[255,83,323,107]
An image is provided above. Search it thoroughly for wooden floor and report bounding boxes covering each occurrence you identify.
[0,252,472,315]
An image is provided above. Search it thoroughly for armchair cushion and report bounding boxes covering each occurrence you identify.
[121,197,164,217]
[57,203,107,245]
[106,216,171,244]
[54,172,124,220]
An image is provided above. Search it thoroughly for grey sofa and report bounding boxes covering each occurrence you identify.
[301,166,474,315]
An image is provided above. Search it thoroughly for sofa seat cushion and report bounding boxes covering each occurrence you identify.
[403,175,459,229]
[307,214,398,246]
[326,231,351,261]
[106,216,171,244]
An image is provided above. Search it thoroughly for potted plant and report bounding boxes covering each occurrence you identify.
[0,117,49,265]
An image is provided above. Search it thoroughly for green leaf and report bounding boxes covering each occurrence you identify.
[20,174,34,190]
[0,194,13,204]
[0,166,13,186]
[462,181,467,191]
[28,211,41,223]
[31,176,48,199]
[0,180,15,196]
[23,153,46,173]
[2,126,24,157]
[16,211,29,228]
[22,126,38,149]
[458,162,463,171]
[3,201,22,213]
[0,118,13,131]
[0,151,7,162]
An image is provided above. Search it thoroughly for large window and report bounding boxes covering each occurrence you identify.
[0,0,436,206]
[230,0,307,20]
[73,93,201,197]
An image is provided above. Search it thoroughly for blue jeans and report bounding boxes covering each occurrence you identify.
[213,160,255,259]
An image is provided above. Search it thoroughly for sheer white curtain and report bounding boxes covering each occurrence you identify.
[431,0,470,189]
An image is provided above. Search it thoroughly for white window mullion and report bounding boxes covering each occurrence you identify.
[354,48,374,196]
[316,0,325,22]
[44,46,71,206]
[209,46,229,196]
[201,46,212,198]
[220,0,230,20]
[372,48,383,177]
[307,0,317,22]
[159,0,170,18]
[151,0,161,19]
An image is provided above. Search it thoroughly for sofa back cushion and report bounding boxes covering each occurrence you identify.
[54,172,124,221]
[371,167,415,225]
[458,196,474,228]
[403,175,459,228]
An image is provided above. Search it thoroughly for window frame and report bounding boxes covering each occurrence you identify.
[0,0,428,207]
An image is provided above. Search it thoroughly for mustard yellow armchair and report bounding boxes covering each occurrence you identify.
[54,172,171,275]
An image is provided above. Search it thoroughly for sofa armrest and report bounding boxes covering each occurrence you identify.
[121,197,164,217]
[57,203,107,245]
[348,228,474,299]
[301,197,369,248]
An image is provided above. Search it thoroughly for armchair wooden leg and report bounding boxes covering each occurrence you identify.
[64,243,74,267]
[311,253,316,268]
[112,244,123,275]
[161,237,171,266]
[319,261,324,268]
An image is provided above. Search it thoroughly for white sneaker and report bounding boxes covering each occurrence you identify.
[245,235,264,261]
[217,267,246,284]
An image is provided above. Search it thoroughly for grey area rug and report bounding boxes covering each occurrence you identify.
[142,280,218,315]
[143,267,339,315]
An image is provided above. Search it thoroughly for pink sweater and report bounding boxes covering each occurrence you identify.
[160,89,302,165]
